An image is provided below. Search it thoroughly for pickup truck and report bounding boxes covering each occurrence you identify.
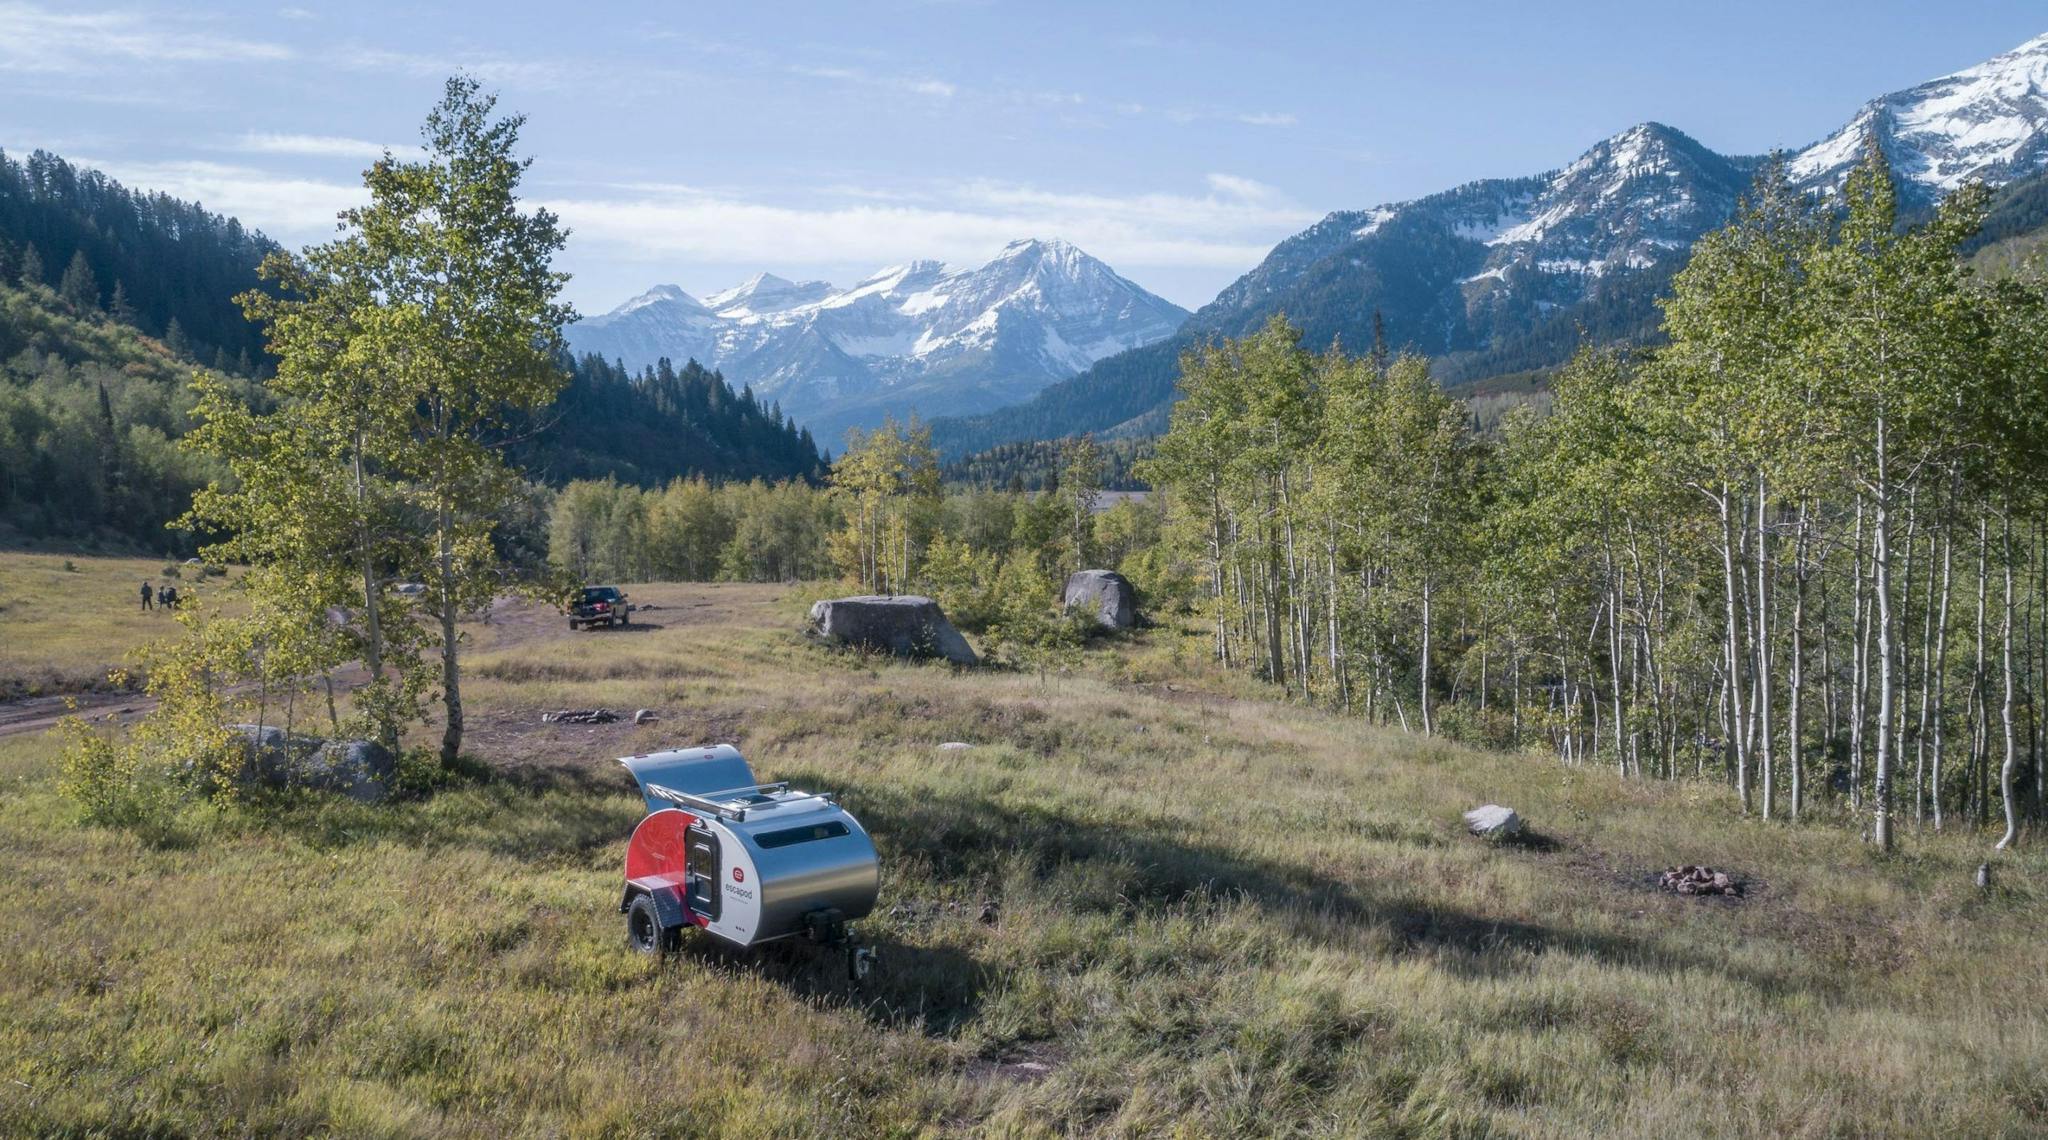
[568,585,631,630]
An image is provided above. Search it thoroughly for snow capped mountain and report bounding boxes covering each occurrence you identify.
[567,238,1186,445]
[1791,32,2048,202]
[1467,123,1754,280]
[1197,121,1753,359]
[703,272,837,317]
[932,33,2048,458]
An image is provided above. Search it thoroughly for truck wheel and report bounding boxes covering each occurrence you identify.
[568,619,578,631]
[606,617,617,628]
[626,893,679,955]
[618,610,629,627]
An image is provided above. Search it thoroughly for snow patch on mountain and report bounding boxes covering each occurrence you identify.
[1792,32,2048,198]
[567,239,1187,442]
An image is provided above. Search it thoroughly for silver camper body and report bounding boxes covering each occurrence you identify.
[618,746,880,952]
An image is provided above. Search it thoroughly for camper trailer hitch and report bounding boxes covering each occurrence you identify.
[804,908,878,982]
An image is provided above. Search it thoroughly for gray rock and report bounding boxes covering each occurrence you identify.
[230,724,393,802]
[1463,804,1523,839]
[633,709,659,725]
[307,739,396,802]
[807,595,978,665]
[937,741,972,751]
[1062,569,1138,630]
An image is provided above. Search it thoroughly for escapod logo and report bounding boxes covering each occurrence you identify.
[732,867,745,883]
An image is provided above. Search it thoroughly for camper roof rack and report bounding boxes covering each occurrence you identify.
[646,781,838,822]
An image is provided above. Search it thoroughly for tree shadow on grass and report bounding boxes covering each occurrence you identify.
[816,773,1809,1000]
[674,929,991,1036]
[248,758,1809,1042]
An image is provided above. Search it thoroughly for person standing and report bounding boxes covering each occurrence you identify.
[140,581,153,611]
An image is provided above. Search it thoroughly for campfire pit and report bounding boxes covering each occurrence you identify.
[1659,865,1743,897]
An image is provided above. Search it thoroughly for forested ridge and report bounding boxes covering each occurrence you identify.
[0,148,825,551]
[510,353,827,489]
[0,148,275,372]
[940,436,1152,491]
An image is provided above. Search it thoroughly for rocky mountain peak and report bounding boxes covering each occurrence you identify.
[567,241,1187,444]
[1792,31,2048,200]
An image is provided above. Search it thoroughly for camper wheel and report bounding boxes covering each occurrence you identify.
[626,893,680,955]
[848,944,877,983]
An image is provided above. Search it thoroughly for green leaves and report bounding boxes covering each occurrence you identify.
[172,76,572,767]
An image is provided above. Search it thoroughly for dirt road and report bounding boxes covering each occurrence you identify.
[0,584,793,740]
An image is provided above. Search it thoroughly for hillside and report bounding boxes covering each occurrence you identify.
[0,149,275,373]
[930,31,2048,458]
[510,354,828,489]
[940,436,1154,492]
[0,570,2041,1135]
[0,146,830,552]
[0,280,253,553]
[0,275,826,551]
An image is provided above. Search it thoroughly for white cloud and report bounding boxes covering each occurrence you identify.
[277,6,317,19]
[62,156,1308,307]
[1236,112,1298,128]
[540,175,1315,276]
[85,158,362,234]
[1203,173,1285,201]
[233,132,396,161]
[339,47,570,90]
[0,2,293,74]
[789,63,956,100]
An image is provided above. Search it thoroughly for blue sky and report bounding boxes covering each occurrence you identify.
[2,1,2043,315]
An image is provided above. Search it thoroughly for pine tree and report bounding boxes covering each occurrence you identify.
[17,242,43,289]
[108,280,136,325]
[163,317,191,359]
[59,250,99,311]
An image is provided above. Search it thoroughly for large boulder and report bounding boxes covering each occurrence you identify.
[1463,804,1523,839]
[231,724,394,802]
[807,595,978,665]
[1063,570,1138,630]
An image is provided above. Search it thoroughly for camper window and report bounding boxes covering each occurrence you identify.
[755,820,851,849]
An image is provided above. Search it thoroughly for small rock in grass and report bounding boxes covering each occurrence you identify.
[938,741,972,751]
[1463,804,1523,839]
[633,709,658,725]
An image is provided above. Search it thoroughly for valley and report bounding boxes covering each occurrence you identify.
[1,565,2042,1136]
[6,14,2048,1138]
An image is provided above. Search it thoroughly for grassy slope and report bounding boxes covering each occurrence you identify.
[0,568,2044,1137]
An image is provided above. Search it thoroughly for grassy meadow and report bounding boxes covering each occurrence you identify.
[0,560,2044,1136]
[0,553,235,699]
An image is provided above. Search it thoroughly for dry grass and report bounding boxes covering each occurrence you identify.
[0,565,2045,1136]
[0,552,234,698]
